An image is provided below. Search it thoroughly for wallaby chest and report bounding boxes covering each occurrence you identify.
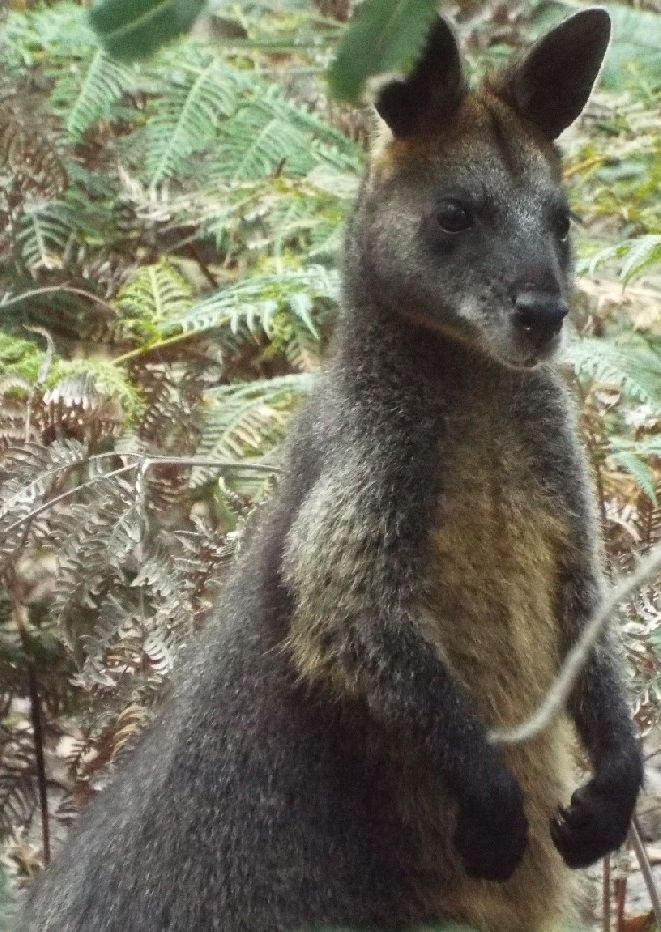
[426,397,569,728]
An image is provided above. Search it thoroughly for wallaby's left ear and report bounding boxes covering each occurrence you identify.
[496,8,610,139]
[376,16,465,139]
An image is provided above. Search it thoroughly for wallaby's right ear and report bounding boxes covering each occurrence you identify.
[496,8,611,139]
[375,16,465,139]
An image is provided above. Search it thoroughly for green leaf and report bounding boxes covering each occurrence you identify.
[608,451,658,504]
[116,262,194,338]
[192,374,315,485]
[54,47,136,141]
[600,5,661,91]
[567,335,661,405]
[328,0,438,101]
[90,0,207,61]
[143,61,243,183]
[621,235,661,284]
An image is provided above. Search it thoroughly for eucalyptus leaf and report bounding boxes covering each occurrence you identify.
[328,0,438,101]
[90,0,207,61]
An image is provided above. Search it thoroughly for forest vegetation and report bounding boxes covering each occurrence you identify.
[0,0,659,928]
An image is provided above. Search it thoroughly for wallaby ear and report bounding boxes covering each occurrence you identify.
[497,8,610,139]
[375,16,465,139]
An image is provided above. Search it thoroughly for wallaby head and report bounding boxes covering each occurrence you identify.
[347,8,610,369]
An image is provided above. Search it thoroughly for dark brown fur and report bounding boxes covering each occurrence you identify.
[21,11,642,932]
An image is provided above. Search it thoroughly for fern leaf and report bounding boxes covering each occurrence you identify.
[0,739,36,838]
[217,99,315,183]
[50,479,139,635]
[4,3,96,68]
[56,47,136,142]
[116,262,194,338]
[567,336,661,405]
[213,90,362,184]
[45,359,143,424]
[621,235,661,284]
[0,440,88,523]
[588,235,661,284]
[609,451,658,504]
[15,202,78,275]
[144,61,243,184]
[160,267,339,342]
[192,374,315,486]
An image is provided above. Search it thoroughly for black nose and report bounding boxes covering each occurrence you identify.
[513,291,568,345]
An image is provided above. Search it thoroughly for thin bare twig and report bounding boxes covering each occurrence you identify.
[603,854,611,932]
[0,463,140,538]
[0,285,117,316]
[631,816,661,928]
[142,456,280,472]
[490,541,661,744]
[614,863,627,931]
[11,595,50,865]
[1,457,281,539]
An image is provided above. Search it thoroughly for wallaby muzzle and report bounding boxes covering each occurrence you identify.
[513,290,569,347]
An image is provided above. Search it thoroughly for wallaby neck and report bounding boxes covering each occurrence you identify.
[333,291,529,414]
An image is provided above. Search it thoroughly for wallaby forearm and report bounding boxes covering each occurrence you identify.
[550,554,642,867]
[569,642,641,776]
[288,606,494,787]
[285,601,529,881]
[557,530,640,771]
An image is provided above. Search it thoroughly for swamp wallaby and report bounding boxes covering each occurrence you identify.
[22,9,643,932]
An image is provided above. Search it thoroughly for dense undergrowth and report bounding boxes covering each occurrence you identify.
[0,0,659,922]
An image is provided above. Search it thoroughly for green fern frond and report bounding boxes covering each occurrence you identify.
[567,335,661,404]
[116,262,194,339]
[160,266,339,343]
[216,100,317,183]
[213,89,362,184]
[588,235,661,284]
[266,297,333,372]
[273,101,362,170]
[192,373,315,486]
[47,359,144,423]
[282,315,324,372]
[51,47,137,142]
[621,235,661,283]
[142,57,244,184]
[3,2,96,70]
[608,450,658,503]
[15,201,78,275]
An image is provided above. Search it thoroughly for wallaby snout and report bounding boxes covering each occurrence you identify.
[513,290,569,348]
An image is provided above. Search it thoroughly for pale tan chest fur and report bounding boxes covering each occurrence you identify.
[426,404,569,728]
[411,404,578,931]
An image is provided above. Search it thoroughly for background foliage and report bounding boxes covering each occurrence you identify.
[0,0,659,925]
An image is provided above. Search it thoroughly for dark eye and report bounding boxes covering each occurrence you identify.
[555,212,571,242]
[437,200,473,233]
